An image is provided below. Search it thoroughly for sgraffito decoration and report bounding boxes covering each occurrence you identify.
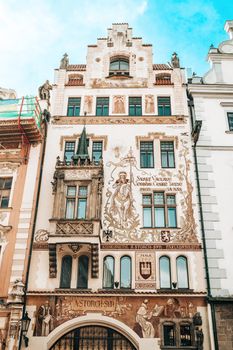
[104,137,198,244]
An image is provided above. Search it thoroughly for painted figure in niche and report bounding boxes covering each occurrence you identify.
[34,301,53,336]
[145,95,154,114]
[164,298,181,318]
[84,96,93,114]
[110,172,133,228]
[113,96,125,114]
[135,300,155,338]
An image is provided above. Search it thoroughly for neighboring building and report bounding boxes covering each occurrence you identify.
[25,24,209,350]
[188,20,233,350]
[0,92,45,349]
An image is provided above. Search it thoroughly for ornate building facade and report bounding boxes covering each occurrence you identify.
[188,20,233,350]
[23,24,209,350]
[0,90,45,349]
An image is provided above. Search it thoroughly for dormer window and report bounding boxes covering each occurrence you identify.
[109,57,129,77]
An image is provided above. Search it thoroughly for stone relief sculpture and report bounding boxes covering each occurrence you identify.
[84,96,93,114]
[113,96,125,114]
[145,95,155,113]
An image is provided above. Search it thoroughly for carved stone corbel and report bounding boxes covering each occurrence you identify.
[0,224,12,243]
[91,244,99,278]
[49,244,57,278]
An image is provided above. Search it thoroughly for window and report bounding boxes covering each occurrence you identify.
[67,97,81,116]
[77,186,87,219]
[109,57,129,76]
[0,178,12,208]
[129,97,142,116]
[161,141,175,168]
[163,324,175,346]
[96,97,109,116]
[92,141,103,164]
[142,192,177,228]
[60,255,72,288]
[227,112,233,131]
[140,141,154,168]
[120,256,131,289]
[157,97,171,116]
[64,141,75,162]
[77,255,89,289]
[176,256,189,289]
[159,256,171,289]
[65,185,88,219]
[103,256,114,289]
[180,324,192,346]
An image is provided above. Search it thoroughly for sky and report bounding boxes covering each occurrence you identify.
[0,0,232,97]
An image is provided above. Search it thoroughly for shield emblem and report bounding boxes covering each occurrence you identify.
[161,230,171,243]
[139,261,152,279]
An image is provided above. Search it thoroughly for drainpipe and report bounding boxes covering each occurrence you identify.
[18,113,48,349]
[188,96,219,350]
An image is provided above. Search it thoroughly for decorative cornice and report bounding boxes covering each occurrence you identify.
[52,115,187,125]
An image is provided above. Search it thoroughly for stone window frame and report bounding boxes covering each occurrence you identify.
[161,320,194,348]
[64,181,89,220]
[0,177,13,209]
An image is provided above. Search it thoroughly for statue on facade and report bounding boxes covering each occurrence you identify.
[60,53,69,69]
[38,80,52,103]
[171,52,180,68]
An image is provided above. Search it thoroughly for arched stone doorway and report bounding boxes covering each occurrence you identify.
[49,325,137,350]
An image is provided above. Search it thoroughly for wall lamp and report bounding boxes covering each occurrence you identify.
[20,312,31,348]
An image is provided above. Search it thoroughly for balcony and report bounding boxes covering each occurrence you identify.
[0,96,43,145]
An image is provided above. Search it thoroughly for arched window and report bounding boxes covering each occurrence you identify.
[109,57,129,76]
[77,255,89,289]
[176,256,189,289]
[60,255,72,288]
[103,256,114,289]
[159,256,171,289]
[120,256,131,289]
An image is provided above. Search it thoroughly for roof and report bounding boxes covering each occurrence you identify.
[153,64,172,70]
[67,64,86,71]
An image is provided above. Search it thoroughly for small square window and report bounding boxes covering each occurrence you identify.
[67,97,81,116]
[129,97,142,116]
[96,97,109,116]
[158,97,171,116]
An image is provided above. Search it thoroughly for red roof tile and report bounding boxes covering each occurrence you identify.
[67,64,86,71]
[153,64,172,70]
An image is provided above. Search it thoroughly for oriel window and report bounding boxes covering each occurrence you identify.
[129,97,142,116]
[77,186,87,219]
[96,97,109,116]
[158,96,171,116]
[140,141,154,168]
[65,185,88,219]
[92,141,103,164]
[161,141,175,168]
[67,97,81,116]
[0,177,12,208]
